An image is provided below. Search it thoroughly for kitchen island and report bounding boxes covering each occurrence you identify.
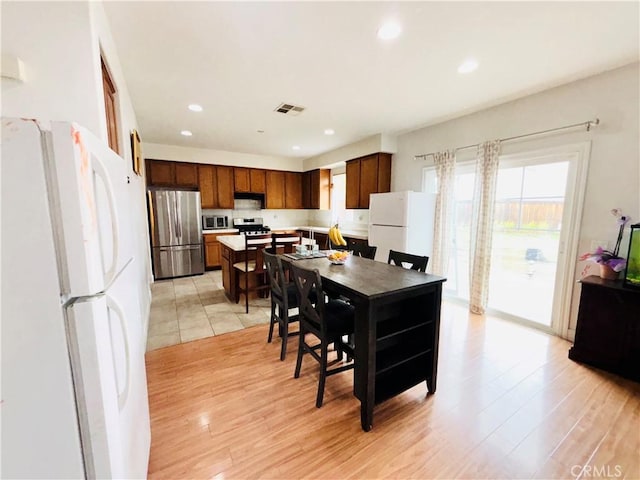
[218,234,312,302]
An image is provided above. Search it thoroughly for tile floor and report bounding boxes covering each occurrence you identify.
[146,270,273,351]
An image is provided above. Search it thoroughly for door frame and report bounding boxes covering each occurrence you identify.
[422,141,590,338]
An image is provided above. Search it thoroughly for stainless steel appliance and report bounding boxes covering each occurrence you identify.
[148,189,204,279]
[202,214,229,230]
[233,217,271,235]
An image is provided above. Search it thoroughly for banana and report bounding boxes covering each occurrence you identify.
[334,224,347,246]
[328,225,339,246]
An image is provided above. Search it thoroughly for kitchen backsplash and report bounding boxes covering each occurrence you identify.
[202,208,369,231]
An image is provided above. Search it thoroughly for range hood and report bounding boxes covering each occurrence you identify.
[233,192,264,210]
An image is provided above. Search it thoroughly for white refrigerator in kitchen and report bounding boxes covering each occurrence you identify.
[368,191,436,265]
[1,118,150,479]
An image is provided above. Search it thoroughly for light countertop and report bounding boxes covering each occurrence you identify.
[272,226,368,240]
[218,235,314,252]
[203,228,239,234]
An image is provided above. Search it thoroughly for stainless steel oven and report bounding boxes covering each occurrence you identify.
[202,215,228,230]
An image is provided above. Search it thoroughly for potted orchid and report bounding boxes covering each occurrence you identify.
[579,209,630,279]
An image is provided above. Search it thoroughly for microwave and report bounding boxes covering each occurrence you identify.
[202,215,228,230]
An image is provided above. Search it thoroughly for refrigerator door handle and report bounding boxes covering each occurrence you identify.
[175,193,182,240]
[92,154,120,286]
[106,295,131,411]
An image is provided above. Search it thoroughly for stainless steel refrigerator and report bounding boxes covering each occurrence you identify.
[148,189,204,279]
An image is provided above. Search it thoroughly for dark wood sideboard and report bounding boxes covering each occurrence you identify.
[569,275,640,382]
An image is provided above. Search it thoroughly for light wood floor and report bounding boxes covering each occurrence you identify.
[145,302,640,479]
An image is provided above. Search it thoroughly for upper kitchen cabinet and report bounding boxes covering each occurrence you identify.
[216,166,234,209]
[146,159,198,188]
[345,153,392,209]
[250,169,266,193]
[285,172,303,209]
[302,169,330,209]
[198,165,234,209]
[233,167,250,192]
[234,167,266,194]
[266,170,286,209]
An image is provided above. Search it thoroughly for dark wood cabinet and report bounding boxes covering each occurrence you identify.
[302,169,331,209]
[198,165,217,209]
[146,159,174,186]
[233,167,250,192]
[147,159,197,188]
[285,172,303,209]
[569,276,640,382]
[266,170,286,209]
[250,169,266,193]
[198,165,233,209]
[216,166,234,209]
[203,233,223,269]
[346,153,392,209]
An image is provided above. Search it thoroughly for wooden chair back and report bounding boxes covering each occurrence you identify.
[387,249,429,272]
[349,241,377,260]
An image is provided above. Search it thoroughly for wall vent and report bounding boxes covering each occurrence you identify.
[274,103,305,116]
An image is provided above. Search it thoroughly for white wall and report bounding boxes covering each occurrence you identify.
[394,63,640,338]
[1,2,103,136]
[303,133,397,170]
[143,142,302,172]
[1,1,152,326]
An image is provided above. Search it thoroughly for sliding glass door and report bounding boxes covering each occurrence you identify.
[426,143,589,334]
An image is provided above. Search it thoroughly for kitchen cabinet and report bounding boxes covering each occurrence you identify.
[146,159,198,188]
[285,172,303,209]
[198,165,233,209]
[203,233,223,269]
[234,167,266,194]
[234,167,250,192]
[250,169,266,193]
[216,166,234,209]
[266,170,286,209]
[198,165,217,208]
[345,153,392,209]
[302,169,331,209]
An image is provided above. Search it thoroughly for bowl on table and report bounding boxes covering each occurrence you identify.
[326,250,352,265]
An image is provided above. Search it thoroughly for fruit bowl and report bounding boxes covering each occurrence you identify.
[327,250,351,265]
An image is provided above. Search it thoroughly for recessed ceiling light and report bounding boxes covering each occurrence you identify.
[324,129,335,135]
[188,104,203,112]
[292,145,301,150]
[377,21,402,40]
[457,58,479,74]
[181,130,193,137]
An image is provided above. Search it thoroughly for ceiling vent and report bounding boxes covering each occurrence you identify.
[274,103,305,116]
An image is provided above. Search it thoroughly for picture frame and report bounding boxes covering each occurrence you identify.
[130,129,142,176]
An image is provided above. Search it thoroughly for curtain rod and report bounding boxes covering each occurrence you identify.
[414,118,600,161]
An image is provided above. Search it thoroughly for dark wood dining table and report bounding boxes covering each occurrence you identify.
[280,253,446,431]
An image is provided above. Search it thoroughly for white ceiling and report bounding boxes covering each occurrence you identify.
[103,1,639,160]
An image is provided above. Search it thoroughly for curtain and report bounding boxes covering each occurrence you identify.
[431,150,456,276]
[469,140,501,314]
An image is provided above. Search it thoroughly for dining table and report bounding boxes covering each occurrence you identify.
[280,253,446,431]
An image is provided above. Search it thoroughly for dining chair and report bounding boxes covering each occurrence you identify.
[349,241,377,260]
[233,233,273,314]
[289,262,355,408]
[387,249,429,272]
[263,250,301,361]
[271,231,302,254]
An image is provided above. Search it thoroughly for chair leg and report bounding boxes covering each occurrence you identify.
[245,274,249,314]
[280,316,288,361]
[316,341,328,408]
[267,302,276,343]
[336,340,344,361]
[294,328,305,379]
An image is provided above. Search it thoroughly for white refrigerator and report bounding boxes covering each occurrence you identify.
[1,118,150,479]
[368,191,436,265]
